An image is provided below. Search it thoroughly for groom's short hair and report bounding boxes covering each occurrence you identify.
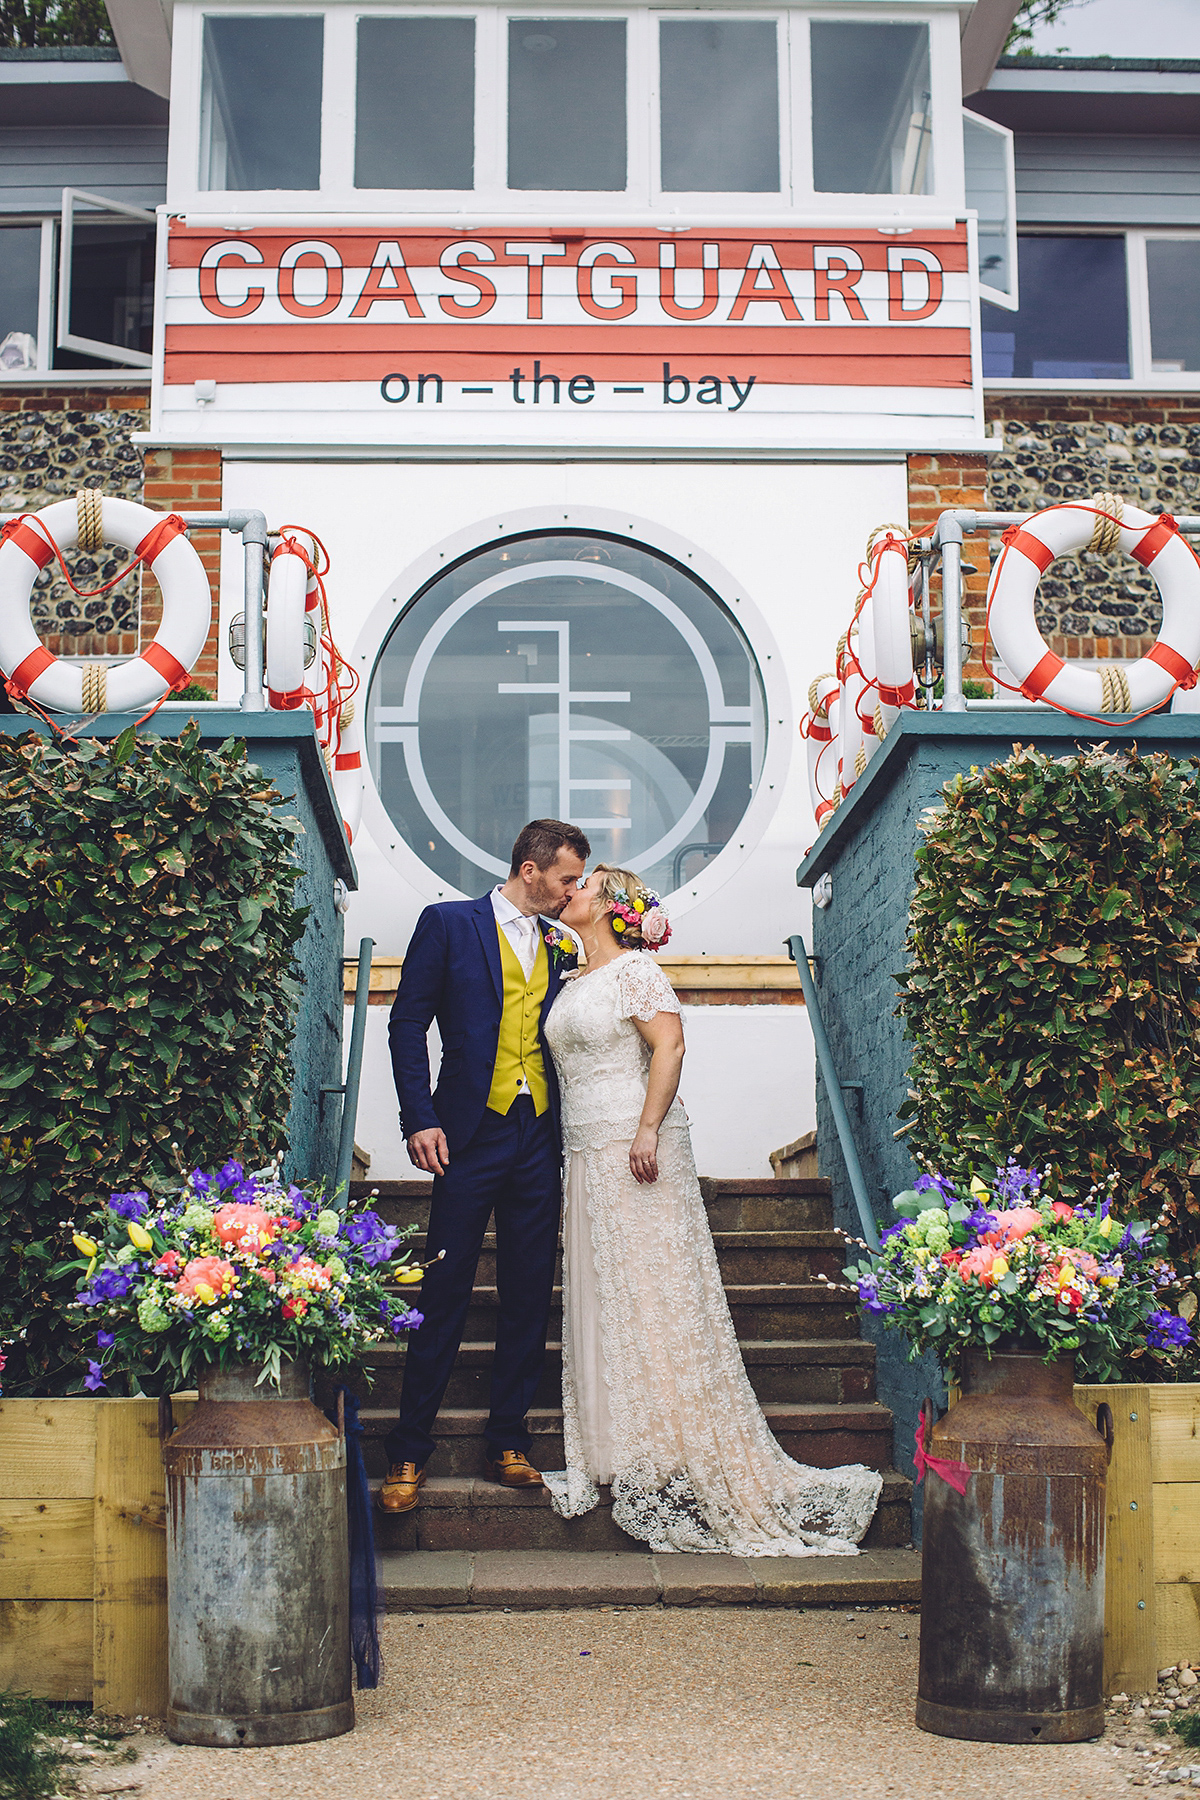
[510,819,591,875]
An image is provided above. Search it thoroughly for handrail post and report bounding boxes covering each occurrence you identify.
[787,933,880,1251]
[226,509,270,714]
[334,936,374,1207]
[935,509,968,714]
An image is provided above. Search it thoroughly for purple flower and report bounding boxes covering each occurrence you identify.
[291,1192,317,1219]
[992,1160,1043,1207]
[97,1330,115,1349]
[231,1179,259,1205]
[1147,1310,1192,1350]
[84,1360,106,1392]
[217,1160,244,1191]
[394,1310,423,1332]
[108,1190,149,1221]
[345,1210,401,1266]
[966,1205,998,1239]
[79,1266,133,1306]
[191,1169,213,1193]
[914,1172,957,1206]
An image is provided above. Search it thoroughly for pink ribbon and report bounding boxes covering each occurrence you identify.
[914,1422,971,1496]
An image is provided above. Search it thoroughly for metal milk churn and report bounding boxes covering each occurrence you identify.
[162,1361,353,1747]
[916,1350,1112,1743]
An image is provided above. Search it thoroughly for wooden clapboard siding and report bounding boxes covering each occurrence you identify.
[1015,134,1200,229]
[0,1401,97,1499]
[0,125,167,213]
[0,1601,93,1703]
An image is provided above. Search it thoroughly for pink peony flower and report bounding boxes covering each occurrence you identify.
[175,1255,237,1305]
[990,1207,1044,1244]
[213,1203,276,1253]
[959,1245,998,1286]
[284,1256,332,1292]
[154,1249,181,1276]
[1050,1201,1075,1222]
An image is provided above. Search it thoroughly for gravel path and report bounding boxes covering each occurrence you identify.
[122,1607,1144,1800]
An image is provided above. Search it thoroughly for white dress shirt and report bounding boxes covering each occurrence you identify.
[491,886,540,980]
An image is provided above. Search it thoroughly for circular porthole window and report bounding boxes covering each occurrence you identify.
[366,530,766,896]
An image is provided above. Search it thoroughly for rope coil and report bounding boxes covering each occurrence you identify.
[76,488,104,555]
[80,663,108,713]
[1100,664,1132,713]
[1088,492,1124,555]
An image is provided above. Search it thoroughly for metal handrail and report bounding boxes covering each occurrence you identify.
[331,935,374,1206]
[786,932,880,1252]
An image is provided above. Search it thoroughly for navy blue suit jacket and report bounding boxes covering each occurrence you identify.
[388,892,577,1154]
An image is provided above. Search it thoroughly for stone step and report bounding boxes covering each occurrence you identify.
[354,1176,836,1235]
[358,1400,895,1479]
[329,1336,877,1412]
[369,1469,913,1557]
[415,1231,847,1289]
[377,1545,921,1611]
[448,1284,859,1344]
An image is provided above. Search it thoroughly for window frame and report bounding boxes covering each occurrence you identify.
[170,0,965,218]
[981,227,1200,393]
[962,107,1016,313]
[0,207,160,382]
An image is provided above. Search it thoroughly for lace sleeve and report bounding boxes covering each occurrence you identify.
[615,955,682,1023]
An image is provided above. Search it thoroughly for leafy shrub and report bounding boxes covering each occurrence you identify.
[898,745,1200,1273]
[0,724,307,1395]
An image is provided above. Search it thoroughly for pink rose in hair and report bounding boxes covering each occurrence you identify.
[642,906,669,947]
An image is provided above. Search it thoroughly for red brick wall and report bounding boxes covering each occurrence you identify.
[905,451,991,683]
[142,446,224,692]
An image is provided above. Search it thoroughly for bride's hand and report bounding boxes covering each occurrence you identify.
[630,1127,659,1185]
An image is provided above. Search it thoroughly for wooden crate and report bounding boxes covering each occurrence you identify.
[1075,1383,1200,1695]
[0,1394,194,1715]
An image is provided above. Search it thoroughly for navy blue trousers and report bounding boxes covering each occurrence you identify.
[385,1097,561,1469]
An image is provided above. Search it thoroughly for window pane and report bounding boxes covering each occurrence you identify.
[659,21,779,193]
[508,19,625,192]
[202,16,323,191]
[981,236,1129,379]
[1147,240,1200,373]
[356,18,474,189]
[55,223,156,370]
[368,532,765,897]
[811,22,932,195]
[963,112,1014,301]
[0,225,41,371]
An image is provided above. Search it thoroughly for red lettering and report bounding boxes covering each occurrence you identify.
[439,242,497,318]
[350,242,425,319]
[658,243,720,321]
[727,245,802,322]
[504,242,569,321]
[577,244,638,320]
[813,247,867,322]
[887,247,943,321]
[278,243,343,318]
[198,244,265,319]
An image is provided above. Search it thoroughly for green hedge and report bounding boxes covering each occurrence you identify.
[898,744,1200,1265]
[0,724,307,1395]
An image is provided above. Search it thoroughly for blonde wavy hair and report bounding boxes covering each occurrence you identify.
[590,864,653,947]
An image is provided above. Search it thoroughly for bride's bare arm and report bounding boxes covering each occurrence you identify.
[629,1011,685,1184]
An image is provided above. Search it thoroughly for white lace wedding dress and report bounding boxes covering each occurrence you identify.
[541,952,882,1556]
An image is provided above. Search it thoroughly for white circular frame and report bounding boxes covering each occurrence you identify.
[352,504,792,917]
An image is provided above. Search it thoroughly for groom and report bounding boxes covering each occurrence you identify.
[378,818,590,1512]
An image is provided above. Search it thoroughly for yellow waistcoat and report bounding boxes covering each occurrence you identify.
[486,924,550,1117]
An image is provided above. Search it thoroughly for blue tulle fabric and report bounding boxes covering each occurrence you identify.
[326,1386,381,1689]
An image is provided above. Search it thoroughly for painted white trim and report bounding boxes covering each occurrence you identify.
[351,500,791,914]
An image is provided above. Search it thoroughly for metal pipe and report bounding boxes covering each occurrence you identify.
[334,936,374,1207]
[935,510,967,714]
[787,933,880,1251]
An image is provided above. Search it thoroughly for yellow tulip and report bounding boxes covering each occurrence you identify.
[128,1222,154,1252]
[86,1257,97,1279]
[193,1282,216,1306]
[991,1256,1010,1281]
[1099,1216,1115,1238]
[395,1268,424,1285]
[969,1177,990,1201]
[72,1233,98,1259]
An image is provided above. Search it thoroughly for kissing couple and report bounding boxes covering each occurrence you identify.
[380,818,881,1554]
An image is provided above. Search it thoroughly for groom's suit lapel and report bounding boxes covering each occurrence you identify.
[471,893,504,1006]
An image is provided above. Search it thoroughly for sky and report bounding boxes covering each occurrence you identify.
[1028,0,1200,57]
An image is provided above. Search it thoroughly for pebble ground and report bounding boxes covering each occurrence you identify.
[113,1606,1153,1800]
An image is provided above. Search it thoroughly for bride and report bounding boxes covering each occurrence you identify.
[541,865,882,1556]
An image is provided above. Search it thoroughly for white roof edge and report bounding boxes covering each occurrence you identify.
[104,0,173,98]
[959,0,1023,97]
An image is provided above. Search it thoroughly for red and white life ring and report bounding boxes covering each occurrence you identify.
[988,500,1200,713]
[266,534,320,710]
[804,674,839,829]
[838,654,866,799]
[0,498,210,712]
[330,701,363,845]
[868,537,916,733]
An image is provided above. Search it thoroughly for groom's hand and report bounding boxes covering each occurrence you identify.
[408,1127,450,1175]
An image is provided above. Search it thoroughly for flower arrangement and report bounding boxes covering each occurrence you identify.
[842,1161,1199,1383]
[610,883,671,950]
[541,922,577,964]
[67,1158,424,1392]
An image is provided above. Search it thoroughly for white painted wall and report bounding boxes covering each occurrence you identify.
[348,1000,814,1181]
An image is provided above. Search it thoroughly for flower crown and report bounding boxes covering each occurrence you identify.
[610,883,671,950]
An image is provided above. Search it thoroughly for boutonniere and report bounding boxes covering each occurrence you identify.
[541,922,577,966]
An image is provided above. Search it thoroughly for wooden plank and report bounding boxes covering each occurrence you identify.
[0,1498,93,1600]
[1076,1383,1156,1694]
[1150,1387,1200,1483]
[0,1600,92,1701]
[347,953,805,1003]
[0,1401,97,1499]
[1157,1582,1200,1670]
[1152,1484,1200,1584]
[92,1399,171,1719]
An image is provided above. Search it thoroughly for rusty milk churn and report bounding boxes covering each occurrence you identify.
[916,1349,1112,1743]
[162,1361,353,1747]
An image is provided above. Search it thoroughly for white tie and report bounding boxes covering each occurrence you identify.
[514,916,536,980]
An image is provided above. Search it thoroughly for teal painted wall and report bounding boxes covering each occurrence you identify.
[796,710,1200,1535]
[0,709,356,1185]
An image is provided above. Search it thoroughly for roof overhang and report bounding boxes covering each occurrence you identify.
[968,56,1200,134]
[0,48,167,124]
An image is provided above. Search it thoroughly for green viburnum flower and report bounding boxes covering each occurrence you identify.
[137,1296,171,1333]
[326,1256,346,1280]
[315,1210,340,1238]
[180,1202,214,1231]
[203,1313,231,1341]
[114,1244,139,1265]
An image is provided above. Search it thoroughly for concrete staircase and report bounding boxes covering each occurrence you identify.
[335,1176,919,1609]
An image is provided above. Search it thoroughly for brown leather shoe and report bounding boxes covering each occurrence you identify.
[485,1450,544,1489]
[377,1461,426,1513]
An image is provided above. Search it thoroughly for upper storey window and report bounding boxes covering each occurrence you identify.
[201,15,324,191]
[185,5,955,212]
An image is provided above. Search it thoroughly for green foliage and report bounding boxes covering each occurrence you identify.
[0,1691,132,1798]
[0,725,307,1396]
[1004,0,1088,57]
[1172,1711,1200,1748]
[0,0,113,47]
[177,682,213,702]
[897,746,1200,1273]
